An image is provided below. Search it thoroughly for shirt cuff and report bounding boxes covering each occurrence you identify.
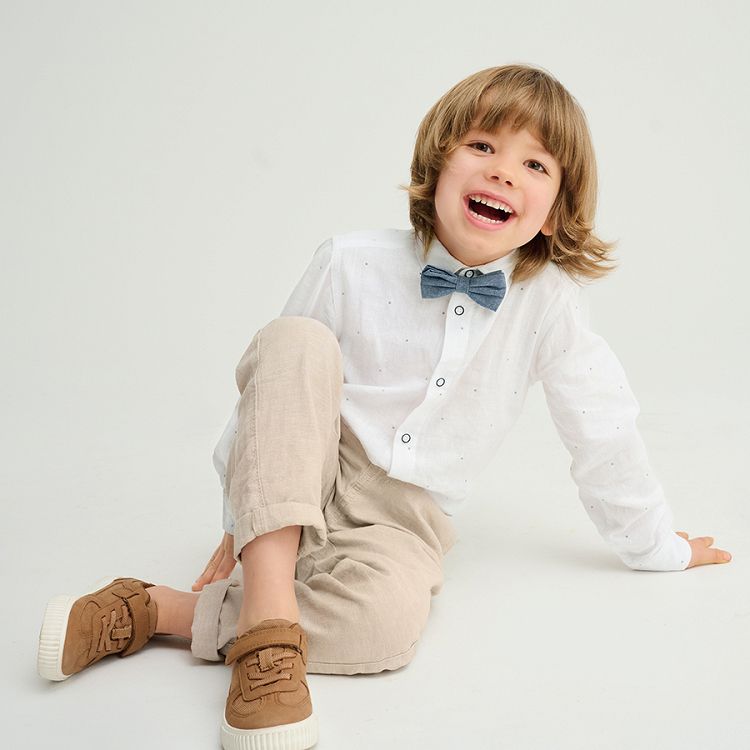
[622,530,692,571]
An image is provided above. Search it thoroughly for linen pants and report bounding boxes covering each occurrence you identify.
[190,316,458,675]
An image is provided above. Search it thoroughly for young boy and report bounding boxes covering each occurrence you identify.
[37,64,731,750]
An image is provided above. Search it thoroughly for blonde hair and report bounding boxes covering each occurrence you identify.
[400,64,617,284]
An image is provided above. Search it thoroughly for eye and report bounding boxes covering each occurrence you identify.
[469,142,550,174]
[469,141,492,153]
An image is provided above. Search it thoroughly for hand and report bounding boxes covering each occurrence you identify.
[192,532,236,591]
[676,531,732,569]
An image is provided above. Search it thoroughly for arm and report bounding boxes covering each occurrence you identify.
[532,279,693,571]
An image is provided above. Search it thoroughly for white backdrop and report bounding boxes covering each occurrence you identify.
[2,2,748,749]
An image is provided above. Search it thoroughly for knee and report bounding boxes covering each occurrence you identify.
[235,316,341,392]
[261,316,341,365]
[263,316,337,348]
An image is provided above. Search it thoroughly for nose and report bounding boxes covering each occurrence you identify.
[485,155,515,185]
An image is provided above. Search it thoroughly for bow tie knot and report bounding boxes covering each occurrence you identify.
[420,265,507,312]
[454,275,473,295]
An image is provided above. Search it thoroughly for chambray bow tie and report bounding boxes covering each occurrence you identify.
[420,265,508,312]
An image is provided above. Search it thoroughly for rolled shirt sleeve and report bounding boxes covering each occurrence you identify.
[532,279,692,571]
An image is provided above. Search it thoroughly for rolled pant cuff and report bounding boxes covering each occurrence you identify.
[190,577,236,662]
[231,501,328,561]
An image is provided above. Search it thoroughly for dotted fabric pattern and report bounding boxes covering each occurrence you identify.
[213,228,691,572]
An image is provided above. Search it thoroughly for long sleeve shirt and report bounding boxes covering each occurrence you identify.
[212,227,692,572]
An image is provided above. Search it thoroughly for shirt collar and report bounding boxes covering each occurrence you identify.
[420,233,519,278]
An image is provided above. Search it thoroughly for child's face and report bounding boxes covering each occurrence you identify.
[433,121,562,266]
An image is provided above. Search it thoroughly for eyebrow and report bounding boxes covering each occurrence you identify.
[468,128,554,159]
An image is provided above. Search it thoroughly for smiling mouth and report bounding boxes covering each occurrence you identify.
[466,197,513,223]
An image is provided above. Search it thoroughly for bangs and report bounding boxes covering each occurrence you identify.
[466,81,579,171]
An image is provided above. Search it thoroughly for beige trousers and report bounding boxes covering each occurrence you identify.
[190,316,457,675]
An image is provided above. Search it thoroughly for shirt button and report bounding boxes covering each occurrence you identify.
[401,433,411,443]
[454,305,464,315]
[465,269,474,277]
[436,378,445,387]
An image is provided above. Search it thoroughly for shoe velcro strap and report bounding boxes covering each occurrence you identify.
[225,627,306,666]
[119,587,155,657]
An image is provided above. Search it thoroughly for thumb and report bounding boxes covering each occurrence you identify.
[192,563,217,591]
[675,531,689,540]
[192,573,209,592]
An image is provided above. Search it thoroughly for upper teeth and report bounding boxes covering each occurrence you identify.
[468,194,514,213]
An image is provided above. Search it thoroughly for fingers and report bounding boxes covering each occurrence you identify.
[696,543,732,565]
[214,533,236,580]
[212,542,237,583]
[192,543,223,591]
[192,535,237,591]
[681,532,733,569]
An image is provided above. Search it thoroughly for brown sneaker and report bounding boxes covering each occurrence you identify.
[221,618,318,750]
[37,576,158,681]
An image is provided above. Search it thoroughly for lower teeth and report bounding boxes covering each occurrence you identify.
[469,208,507,224]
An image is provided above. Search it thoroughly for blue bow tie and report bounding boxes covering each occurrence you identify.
[420,265,508,312]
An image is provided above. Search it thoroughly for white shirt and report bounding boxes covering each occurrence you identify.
[213,228,691,572]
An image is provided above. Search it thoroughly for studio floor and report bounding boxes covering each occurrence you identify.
[6,387,748,750]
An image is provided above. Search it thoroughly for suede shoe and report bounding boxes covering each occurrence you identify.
[221,618,317,750]
[37,576,157,681]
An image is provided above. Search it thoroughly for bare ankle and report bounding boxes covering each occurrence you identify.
[149,585,198,640]
[237,604,300,637]
[237,525,302,637]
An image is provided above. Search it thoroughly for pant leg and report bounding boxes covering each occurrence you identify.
[224,315,343,562]
[192,419,458,675]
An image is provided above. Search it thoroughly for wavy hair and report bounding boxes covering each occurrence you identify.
[400,64,617,284]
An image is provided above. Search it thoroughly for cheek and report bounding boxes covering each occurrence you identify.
[433,178,453,217]
[532,187,559,218]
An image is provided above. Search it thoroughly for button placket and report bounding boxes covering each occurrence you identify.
[435,281,476,397]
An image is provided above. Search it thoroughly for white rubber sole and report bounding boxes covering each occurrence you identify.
[37,575,118,681]
[220,711,318,750]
